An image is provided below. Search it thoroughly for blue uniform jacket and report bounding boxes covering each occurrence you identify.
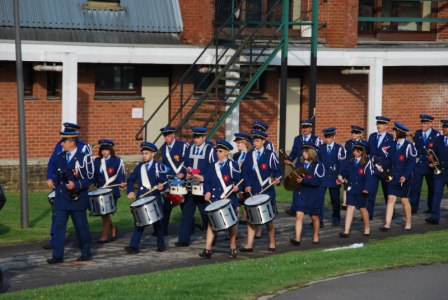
[344,139,367,157]
[160,139,189,177]
[93,156,125,199]
[432,135,448,182]
[413,128,440,174]
[203,159,241,202]
[367,132,393,163]
[318,143,346,188]
[185,142,218,175]
[382,140,417,187]
[289,134,322,168]
[127,160,167,198]
[293,161,325,209]
[47,139,91,180]
[242,148,282,199]
[340,158,375,196]
[264,139,275,152]
[53,150,95,211]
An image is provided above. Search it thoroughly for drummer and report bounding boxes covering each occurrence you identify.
[240,130,281,253]
[252,120,275,152]
[159,126,189,235]
[200,139,241,258]
[125,142,167,253]
[93,139,126,243]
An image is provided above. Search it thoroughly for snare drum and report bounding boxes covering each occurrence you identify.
[205,199,237,231]
[169,179,188,195]
[244,194,276,225]
[130,196,163,227]
[88,188,116,216]
[191,181,204,196]
[48,191,56,208]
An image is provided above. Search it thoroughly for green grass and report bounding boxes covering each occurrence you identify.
[2,230,448,299]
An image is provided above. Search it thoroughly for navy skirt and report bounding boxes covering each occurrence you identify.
[388,184,411,198]
[347,193,368,209]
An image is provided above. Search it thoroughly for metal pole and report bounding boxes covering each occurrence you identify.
[13,0,29,228]
[309,0,318,126]
[279,0,289,175]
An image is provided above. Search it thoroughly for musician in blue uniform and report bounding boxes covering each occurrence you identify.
[200,140,241,259]
[338,141,374,238]
[290,141,325,246]
[159,126,189,235]
[125,142,167,253]
[379,122,416,231]
[252,120,275,152]
[47,131,95,264]
[44,122,91,250]
[175,127,217,247]
[318,127,346,226]
[93,139,125,243]
[410,115,440,214]
[366,116,394,219]
[425,120,448,225]
[240,130,281,252]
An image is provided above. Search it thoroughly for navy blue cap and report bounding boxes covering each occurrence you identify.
[353,140,368,151]
[160,126,176,136]
[233,132,251,142]
[375,116,390,124]
[322,127,337,138]
[252,120,269,132]
[300,119,314,127]
[60,131,79,138]
[140,142,158,152]
[420,114,434,122]
[302,141,318,151]
[351,125,365,133]
[393,121,410,133]
[215,139,233,151]
[63,122,81,132]
[251,130,268,140]
[441,120,448,127]
[191,127,208,137]
[98,139,115,147]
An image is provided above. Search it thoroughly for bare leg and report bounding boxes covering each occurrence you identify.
[243,224,256,249]
[343,205,355,234]
[312,215,320,242]
[384,195,397,228]
[255,225,262,238]
[100,215,111,240]
[401,197,412,229]
[204,224,216,250]
[342,190,347,207]
[360,207,370,234]
[295,212,304,241]
[266,221,275,249]
[228,226,237,249]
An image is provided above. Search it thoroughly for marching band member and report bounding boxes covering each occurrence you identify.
[290,141,325,246]
[240,130,281,252]
[252,120,275,152]
[200,140,241,259]
[338,141,374,238]
[410,115,439,214]
[93,139,125,243]
[318,127,346,227]
[425,120,448,225]
[44,122,91,250]
[175,127,217,247]
[159,126,189,235]
[125,142,167,253]
[47,131,95,264]
[379,122,416,232]
[367,116,394,220]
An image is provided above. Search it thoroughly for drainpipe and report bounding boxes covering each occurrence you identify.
[33,65,63,72]
[341,67,370,75]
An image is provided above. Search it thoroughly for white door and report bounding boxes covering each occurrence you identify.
[278,78,301,154]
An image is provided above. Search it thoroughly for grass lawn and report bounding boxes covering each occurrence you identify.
[1,230,447,299]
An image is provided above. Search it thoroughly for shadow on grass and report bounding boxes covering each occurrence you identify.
[29,207,52,228]
[0,224,10,236]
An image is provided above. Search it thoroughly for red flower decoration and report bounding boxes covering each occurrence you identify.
[399,155,405,161]
[223,175,230,182]
[306,175,313,179]
[261,163,267,170]
[428,143,433,149]
[107,167,114,175]
[358,168,364,175]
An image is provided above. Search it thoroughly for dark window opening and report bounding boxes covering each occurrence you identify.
[95,65,140,97]
[23,62,34,97]
[47,70,62,99]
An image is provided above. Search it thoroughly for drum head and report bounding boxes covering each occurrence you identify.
[170,179,185,186]
[130,196,156,208]
[48,191,56,198]
[88,188,113,196]
[245,194,270,206]
[206,199,231,212]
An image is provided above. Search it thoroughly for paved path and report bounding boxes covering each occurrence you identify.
[1,199,447,293]
[272,264,448,300]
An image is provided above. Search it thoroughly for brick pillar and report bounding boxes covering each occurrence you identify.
[179,0,215,45]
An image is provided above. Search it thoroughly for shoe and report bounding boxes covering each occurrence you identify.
[339,232,349,238]
[198,249,212,259]
[47,257,63,264]
[425,218,439,225]
[76,255,92,262]
[290,239,301,246]
[312,241,320,245]
[42,243,53,250]
[403,227,412,232]
[379,226,390,232]
[157,247,166,252]
[229,248,237,258]
[174,242,189,247]
[268,247,276,251]
[285,208,295,217]
[124,246,139,254]
[363,231,371,236]
[111,226,118,241]
[239,247,253,253]
[97,239,109,244]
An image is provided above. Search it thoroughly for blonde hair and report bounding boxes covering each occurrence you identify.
[300,148,318,164]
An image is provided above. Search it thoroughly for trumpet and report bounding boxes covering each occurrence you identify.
[280,149,308,191]
[371,156,393,182]
[426,148,442,175]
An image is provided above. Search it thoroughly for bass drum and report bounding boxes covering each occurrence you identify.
[205,199,237,231]
[244,194,276,225]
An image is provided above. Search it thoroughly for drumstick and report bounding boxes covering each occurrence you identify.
[102,183,125,189]
[138,181,168,199]
[223,178,245,200]
[258,176,282,194]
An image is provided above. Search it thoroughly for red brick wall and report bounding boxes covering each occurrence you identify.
[438,2,448,40]
[179,0,215,45]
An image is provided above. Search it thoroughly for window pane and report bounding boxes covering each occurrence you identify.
[382,1,421,32]
[95,64,138,96]
[47,71,62,98]
[358,0,374,33]
[23,62,34,96]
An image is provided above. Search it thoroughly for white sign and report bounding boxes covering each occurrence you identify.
[132,108,143,119]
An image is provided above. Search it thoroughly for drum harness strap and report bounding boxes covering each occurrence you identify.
[140,163,152,191]
[190,143,210,169]
[100,158,124,187]
[215,161,234,199]
[253,151,272,189]
[165,144,184,174]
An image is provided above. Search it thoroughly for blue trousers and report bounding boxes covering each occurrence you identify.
[410,171,434,212]
[50,211,56,246]
[178,195,208,245]
[430,178,448,221]
[320,187,341,223]
[52,209,91,260]
[129,220,164,249]
[367,175,388,218]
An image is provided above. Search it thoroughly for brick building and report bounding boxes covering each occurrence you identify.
[0,0,447,190]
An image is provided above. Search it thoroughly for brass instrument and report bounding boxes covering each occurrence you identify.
[371,156,393,182]
[426,148,442,175]
[280,149,308,191]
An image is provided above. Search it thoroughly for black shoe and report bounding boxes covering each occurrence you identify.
[198,249,212,259]
[157,247,166,252]
[312,241,320,245]
[403,227,412,232]
[339,232,349,238]
[363,232,371,236]
[290,239,301,246]
[97,239,109,244]
[229,248,237,258]
[124,246,139,254]
[47,257,63,264]
[425,217,439,225]
[379,226,390,232]
[268,247,276,252]
[285,208,295,217]
[42,243,53,250]
[174,241,189,247]
[239,247,253,253]
[76,255,92,262]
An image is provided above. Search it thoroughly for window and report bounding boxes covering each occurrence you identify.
[23,63,34,97]
[83,0,123,11]
[47,71,62,99]
[95,65,140,97]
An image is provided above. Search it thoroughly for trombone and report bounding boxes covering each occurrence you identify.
[426,148,442,175]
